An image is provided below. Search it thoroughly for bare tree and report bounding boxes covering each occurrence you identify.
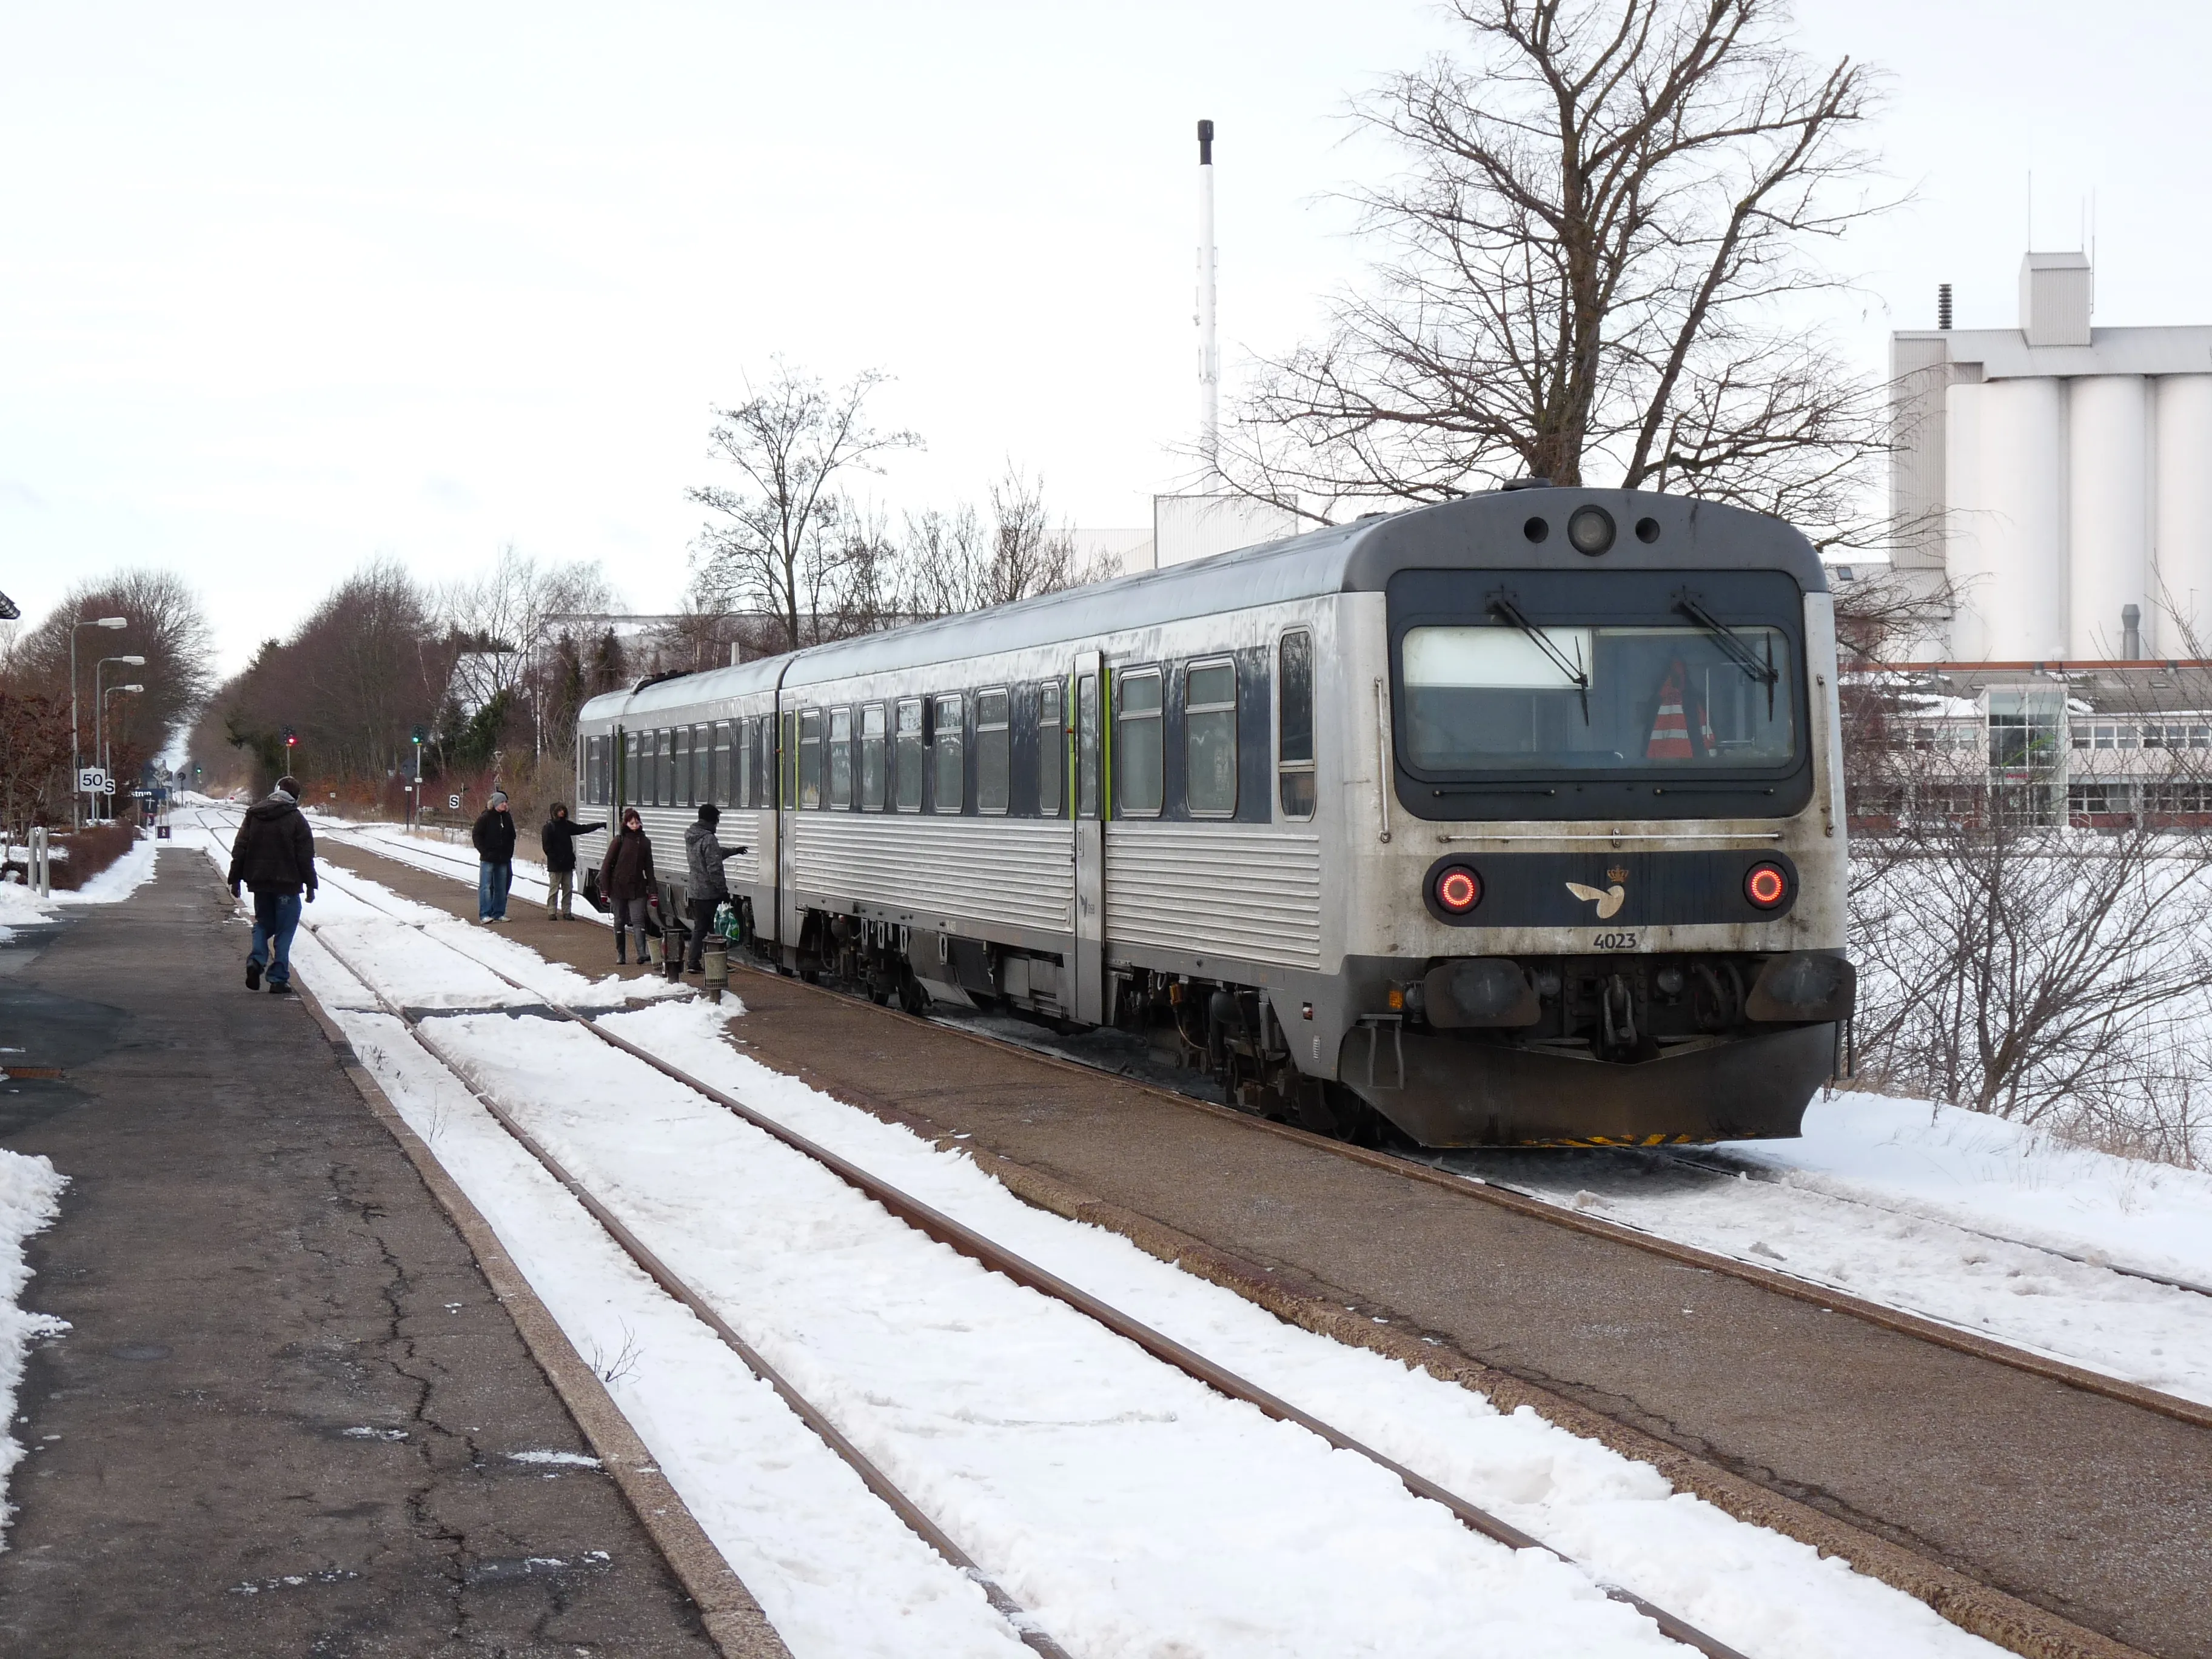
[14,569,217,793]
[439,546,614,755]
[1852,798,2212,1136]
[1221,0,1888,542]
[899,465,1115,620]
[688,362,922,654]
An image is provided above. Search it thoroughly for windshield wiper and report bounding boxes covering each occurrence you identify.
[1487,591,1590,724]
[1673,590,1778,716]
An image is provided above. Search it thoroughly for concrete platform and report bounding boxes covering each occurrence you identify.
[0,854,733,1657]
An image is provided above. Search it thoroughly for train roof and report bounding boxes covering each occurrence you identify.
[581,487,1823,723]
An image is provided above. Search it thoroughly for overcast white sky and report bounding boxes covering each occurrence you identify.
[5,1,2211,672]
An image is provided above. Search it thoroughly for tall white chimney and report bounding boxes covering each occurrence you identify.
[1196,118,1219,472]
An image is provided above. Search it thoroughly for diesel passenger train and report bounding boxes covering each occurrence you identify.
[573,486,1854,1147]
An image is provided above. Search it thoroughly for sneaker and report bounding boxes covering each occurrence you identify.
[268,980,293,996]
[246,961,262,991]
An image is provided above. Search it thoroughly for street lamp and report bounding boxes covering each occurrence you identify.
[93,655,146,823]
[70,617,127,828]
[101,684,144,822]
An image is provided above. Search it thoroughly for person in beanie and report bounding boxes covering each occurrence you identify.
[226,773,317,994]
[471,788,518,923]
[538,801,605,920]
[600,806,656,967]
[681,802,748,973]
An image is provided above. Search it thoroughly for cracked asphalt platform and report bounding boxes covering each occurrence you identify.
[0,855,724,1656]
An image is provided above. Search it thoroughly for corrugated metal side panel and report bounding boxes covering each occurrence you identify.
[794,816,1073,934]
[718,808,767,886]
[1105,827,1322,969]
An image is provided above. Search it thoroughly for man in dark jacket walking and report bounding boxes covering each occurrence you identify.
[600,808,656,967]
[472,789,517,923]
[226,774,317,994]
[539,802,604,921]
[680,803,748,973]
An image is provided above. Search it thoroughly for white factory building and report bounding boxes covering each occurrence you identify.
[1889,252,2212,662]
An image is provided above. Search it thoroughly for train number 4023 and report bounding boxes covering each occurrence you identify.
[1592,931,1638,951]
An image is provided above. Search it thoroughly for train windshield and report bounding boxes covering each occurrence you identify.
[1387,568,1808,811]
[1401,622,1796,772]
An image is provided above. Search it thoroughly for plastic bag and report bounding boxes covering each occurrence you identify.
[713,899,742,942]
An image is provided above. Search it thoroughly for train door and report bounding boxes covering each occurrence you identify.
[777,703,802,957]
[1071,649,1106,1025]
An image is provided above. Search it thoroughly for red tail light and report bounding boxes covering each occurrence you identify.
[1436,867,1481,914]
[1744,863,1789,909]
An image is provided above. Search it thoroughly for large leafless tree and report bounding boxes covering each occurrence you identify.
[688,362,922,654]
[1222,0,1888,540]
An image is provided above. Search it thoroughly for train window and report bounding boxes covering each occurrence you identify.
[1038,682,1063,816]
[860,703,886,809]
[782,711,797,808]
[1278,631,1316,820]
[695,723,713,805]
[894,699,923,811]
[1078,674,1099,818]
[736,720,752,809]
[798,709,823,808]
[585,736,602,806]
[828,707,853,808]
[709,722,728,805]
[1116,669,1164,816]
[1185,660,1237,816]
[759,717,775,809]
[932,694,965,814]
[673,726,692,807]
[623,730,639,806]
[646,729,664,806]
[976,689,1010,814]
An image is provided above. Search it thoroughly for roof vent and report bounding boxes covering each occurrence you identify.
[1500,477,1553,491]
[2019,250,2091,347]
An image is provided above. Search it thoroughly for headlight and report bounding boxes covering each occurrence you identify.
[1568,506,1615,555]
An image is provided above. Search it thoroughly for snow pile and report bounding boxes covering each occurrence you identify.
[0,1150,68,1550]
[1441,1091,2212,1407]
[53,835,158,905]
[1733,1091,2212,1290]
[0,880,56,941]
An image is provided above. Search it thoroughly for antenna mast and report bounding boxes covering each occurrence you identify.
[1196,118,1219,474]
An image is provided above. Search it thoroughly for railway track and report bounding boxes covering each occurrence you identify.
[302,817,2212,1424]
[186,808,2206,1657]
[263,840,1755,1659]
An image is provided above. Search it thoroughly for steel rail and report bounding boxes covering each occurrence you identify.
[1652,1148,2212,1301]
[298,853,1752,1659]
[252,809,2212,1435]
[757,949,2212,1436]
[297,908,1073,1659]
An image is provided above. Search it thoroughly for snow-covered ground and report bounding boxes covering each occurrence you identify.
[0,1151,67,1552]
[1432,1097,2212,1409]
[163,809,2002,1659]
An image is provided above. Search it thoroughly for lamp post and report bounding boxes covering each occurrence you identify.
[94,655,146,824]
[70,617,128,827]
[101,685,144,822]
[410,727,425,829]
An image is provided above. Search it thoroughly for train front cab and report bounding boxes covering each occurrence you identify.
[1332,492,1853,1147]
